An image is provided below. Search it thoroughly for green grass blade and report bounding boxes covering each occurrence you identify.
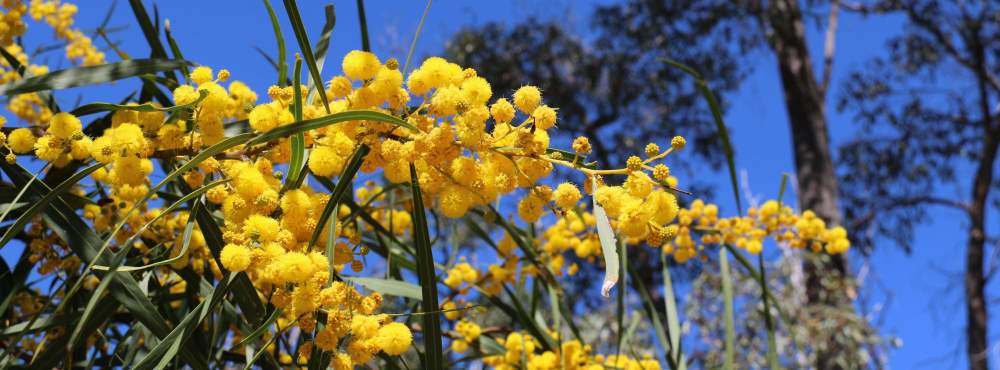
[663,58,741,214]
[720,247,735,370]
[282,0,331,113]
[408,164,444,368]
[261,0,288,86]
[344,277,422,300]
[0,59,191,95]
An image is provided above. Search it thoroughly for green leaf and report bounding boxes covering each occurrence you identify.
[164,17,192,84]
[663,58,741,213]
[283,0,331,113]
[592,175,620,298]
[402,0,433,75]
[0,46,60,112]
[91,182,228,272]
[247,110,416,146]
[0,163,46,227]
[719,247,735,370]
[70,89,208,116]
[286,56,306,189]
[134,273,237,370]
[661,251,687,370]
[355,0,370,52]
[629,259,676,369]
[344,276,422,300]
[128,0,173,63]
[261,0,288,86]
[309,145,370,256]
[0,162,104,250]
[762,173,789,370]
[307,5,336,99]
[236,308,283,347]
[409,164,444,367]
[0,59,191,95]
[0,162,207,369]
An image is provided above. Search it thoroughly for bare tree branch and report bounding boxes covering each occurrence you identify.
[820,0,840,97]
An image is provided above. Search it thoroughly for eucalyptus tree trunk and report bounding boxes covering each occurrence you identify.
[763,0,851,368]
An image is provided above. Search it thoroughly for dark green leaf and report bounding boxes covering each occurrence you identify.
[409,164,444,367]
[0,59,190,95]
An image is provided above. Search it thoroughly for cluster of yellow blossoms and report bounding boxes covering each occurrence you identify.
[1,30,854,365]
[667,199,851,262]
[0,0,104,135]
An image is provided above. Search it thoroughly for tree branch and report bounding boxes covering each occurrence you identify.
[819,0,840,97]
[849,195,972,232]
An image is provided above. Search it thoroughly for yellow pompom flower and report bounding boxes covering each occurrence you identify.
[532,105,557,130]
[190,66,213,85]
[460,76,492,106]
[350,315,379,339]
[248,101,292,133]
[518,194,546,223]
[553,182,582,209]
[451,339,469,353]
[47,112,82,139]
[274,252,315,284]
[173,84,201,106]
[308,145,346,177]
[513,85,541,113]
[375,322,412,355]
[243,214,280,242]
[220,243,252,272]
[342,50,381,80]
[671,135,687,150]
[7,128,36,153]
[328,76,353,98]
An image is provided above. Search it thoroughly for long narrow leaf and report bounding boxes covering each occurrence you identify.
[409,164,444,367]
[261,0,288,86]
[282,0,331,113]
[0,163,104,249]
[286,56,306,188]
[593,176,620,298]
[307,5,336,100]
[0,59,190,95]
[344,276,422,300]
[720,247,735,370]
[663,58,741,213]
[661,251,687,370]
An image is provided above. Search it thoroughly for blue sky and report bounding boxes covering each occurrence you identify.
[7,1,996,368]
